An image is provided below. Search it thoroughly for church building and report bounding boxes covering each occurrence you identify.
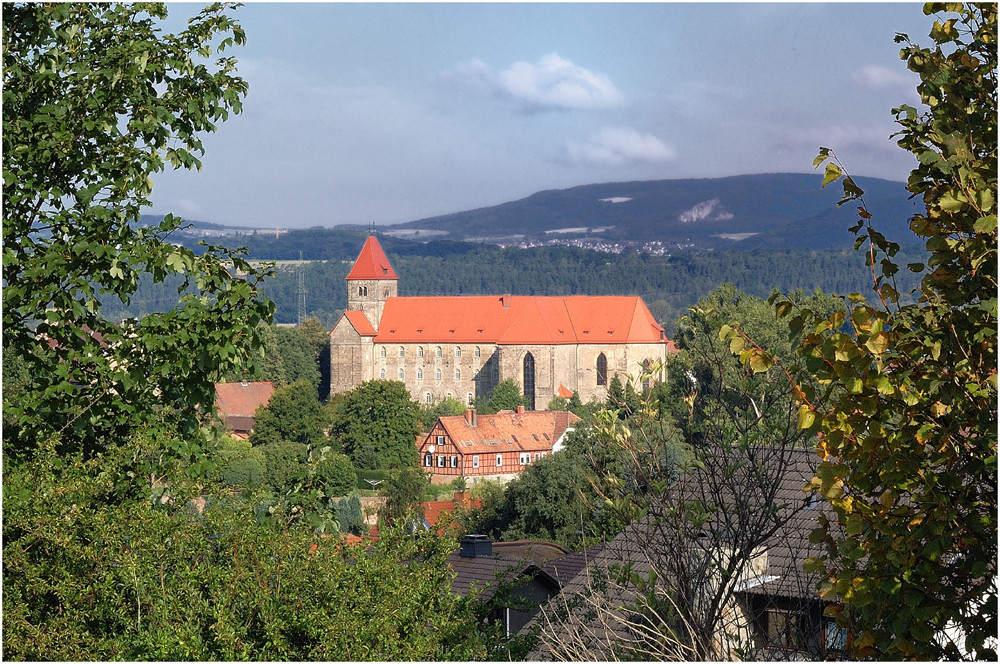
[329,236,676,409]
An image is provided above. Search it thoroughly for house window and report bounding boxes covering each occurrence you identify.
[519,453,530,465]
[436,435,445,445]
[425,392,432,404]
[379,368,386,379]
[417,346,424,358]
[436,368,442,380]
[417,368,423,380]
[450,455,458,468]
[824,619,847,654]
[437,455,445,468]
[597,353,608,386]
[766,609,806,650]
[472,455,479,469]
[534,452,541,461]
[380,346,387,358]
[454,368,461,380]
[399,346,405,358]
[435,346,442,358]
[398,368,405,380]
[424,453,432,467]
[496,454,503,467]
[455,347,462,358]
[474,346,481,358]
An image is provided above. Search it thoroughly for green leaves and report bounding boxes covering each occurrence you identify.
[795,5,997,660]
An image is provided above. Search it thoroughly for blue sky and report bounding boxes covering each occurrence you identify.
[150,2,933,229]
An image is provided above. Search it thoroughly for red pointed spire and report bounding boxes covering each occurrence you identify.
[346,236,398,281]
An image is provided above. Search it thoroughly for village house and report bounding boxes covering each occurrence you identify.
[213,381,275,439]
[329,235,676,408]
[418,407,581,485]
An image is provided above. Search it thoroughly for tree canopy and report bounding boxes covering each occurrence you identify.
[330,380,422,470]
[752,4,997,659]
[2,2,272,465]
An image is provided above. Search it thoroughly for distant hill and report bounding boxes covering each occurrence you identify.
[383,173,920,251]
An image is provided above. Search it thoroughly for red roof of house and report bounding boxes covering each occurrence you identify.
[557,385,574,399]
[214,381,275,419]
[346,235,398,281]
[374,295,666,345]
[343,310,377,336]
[431,410,581,455]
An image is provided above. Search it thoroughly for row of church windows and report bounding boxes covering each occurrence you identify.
[377,348,611,388]
[380,346,481,359]
[380,367,465,380]
[423,392,475,405]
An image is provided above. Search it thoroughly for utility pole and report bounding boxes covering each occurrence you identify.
[297,250,306,326]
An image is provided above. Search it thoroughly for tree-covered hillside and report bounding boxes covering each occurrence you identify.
[100,243,928,333]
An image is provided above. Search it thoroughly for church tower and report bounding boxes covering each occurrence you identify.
[345,235,398,330]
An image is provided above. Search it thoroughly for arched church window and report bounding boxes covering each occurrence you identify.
[455,347,462,358]
[435,368,442,380]
[399,346,405,358]
[380,346,386,358]
[523,353,536,411]
[474,347,481,358]
[597,353,608,386]
[379,368,386,379]
[417,368,423,380]
[455,368,461,380]
[436,346,442,358]
[383,288,390,298]
[398,368,405,380]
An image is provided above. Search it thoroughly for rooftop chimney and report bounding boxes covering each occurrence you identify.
[501,294,510,308]
[464,408,478,427]
[459,534,492,558]
[516,405,525,416]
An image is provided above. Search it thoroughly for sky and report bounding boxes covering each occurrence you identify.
[149,1,934,229]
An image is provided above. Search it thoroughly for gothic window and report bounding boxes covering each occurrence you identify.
[435,368,442,380]
[398,347,405,358]
[425,392,432,404]
[416,368,423,380]
[467,393,474,405]
[523,353,536,411]
[417,346,424,358]
[383,288,390,298]
[474,346,481,358]
[379,346,386,358]
[454,368,461,380]
[435,346,442,358]
[398,368,405,380]
[597,353,608,386]
[379,368,386,379]
[455,347,462,358]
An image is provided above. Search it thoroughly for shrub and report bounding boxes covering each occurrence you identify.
[218,458,265,488]
[315,453,357,498]
[259,441,309,488]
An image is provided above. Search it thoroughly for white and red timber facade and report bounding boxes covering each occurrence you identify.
[419,407,582,485]
[329,236,677,408]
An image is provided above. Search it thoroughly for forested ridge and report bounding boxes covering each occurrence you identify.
[102,243,928,333]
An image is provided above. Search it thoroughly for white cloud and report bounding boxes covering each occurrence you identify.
[564,127,675,166]
[440,53,625,111]
[853,65,919,97]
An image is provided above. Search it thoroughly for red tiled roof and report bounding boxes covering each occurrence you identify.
[346,235,398,281]
[373,295,666,345]
[214,381,275,419]
[557,385,574,399]
[343,310,377,336]
[435,410,581,455]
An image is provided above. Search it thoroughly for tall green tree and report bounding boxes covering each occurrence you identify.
[752,4,996,659]
[2,3,272,465]
[250,379,327,447]
[488,378,525,412]
[330,380,421,470]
